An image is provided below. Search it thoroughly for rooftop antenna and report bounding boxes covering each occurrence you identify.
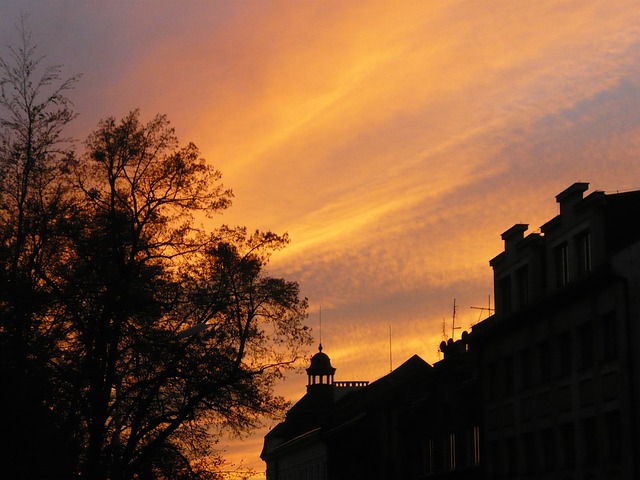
[389,324,393,373]
[470,295,494,325]
[451,298,461,341]
[438,317,447,360]
[319,306,322,347]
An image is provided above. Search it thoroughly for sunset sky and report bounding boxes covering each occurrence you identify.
[3,1,640,477]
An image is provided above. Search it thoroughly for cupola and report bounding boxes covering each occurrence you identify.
[306,344,336,387]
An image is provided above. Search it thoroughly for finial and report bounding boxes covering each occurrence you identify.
[318,343,323,352]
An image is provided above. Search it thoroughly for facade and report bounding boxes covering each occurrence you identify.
[474,182,640,479]
[262,182,640,480]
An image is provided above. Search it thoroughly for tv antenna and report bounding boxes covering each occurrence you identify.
[389,325,393,373]
[470,295,494,325]
[451,298,461,341]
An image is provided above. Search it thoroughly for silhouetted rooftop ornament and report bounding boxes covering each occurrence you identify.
[306,344,336,387]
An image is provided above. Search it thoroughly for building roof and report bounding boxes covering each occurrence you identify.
[262,354,433,459]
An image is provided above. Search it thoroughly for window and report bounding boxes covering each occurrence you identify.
[523,431,536,474]
[447,433,456,471]
[601,312,619,361]
[581,417,598,466]
[604,411,621,461]
[422,439,434,475]
[561,422,575,467]
[555,242,569,286]
[488,361,499,399]
[516,265,529,307]
[579,378,595,407]
[504,355,515,394]
[557,385,572,412]
[472,426,481,466]
[433,436,445,473]
[489,440,500,477]
[499,275,512,314]
[578,321,594,370]
[520,348,532,389]
[538,341,551,382]
[541,428,556,472]
[454,428,480,470]
[558,331,572,378]
[505,437,518,477]
[577,231,592,275]
[602,371,618,400]
[457,430,470,469]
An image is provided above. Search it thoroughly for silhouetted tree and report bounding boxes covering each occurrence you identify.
[0,16,81,478]
[0,21,311,480]
[61,111,310,479]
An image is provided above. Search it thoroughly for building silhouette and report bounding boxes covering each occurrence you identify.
[262,182,640,479]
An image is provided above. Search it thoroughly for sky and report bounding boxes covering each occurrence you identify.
[3,1,640,477]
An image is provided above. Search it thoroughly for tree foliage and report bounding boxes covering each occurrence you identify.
[0,21,310,480]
